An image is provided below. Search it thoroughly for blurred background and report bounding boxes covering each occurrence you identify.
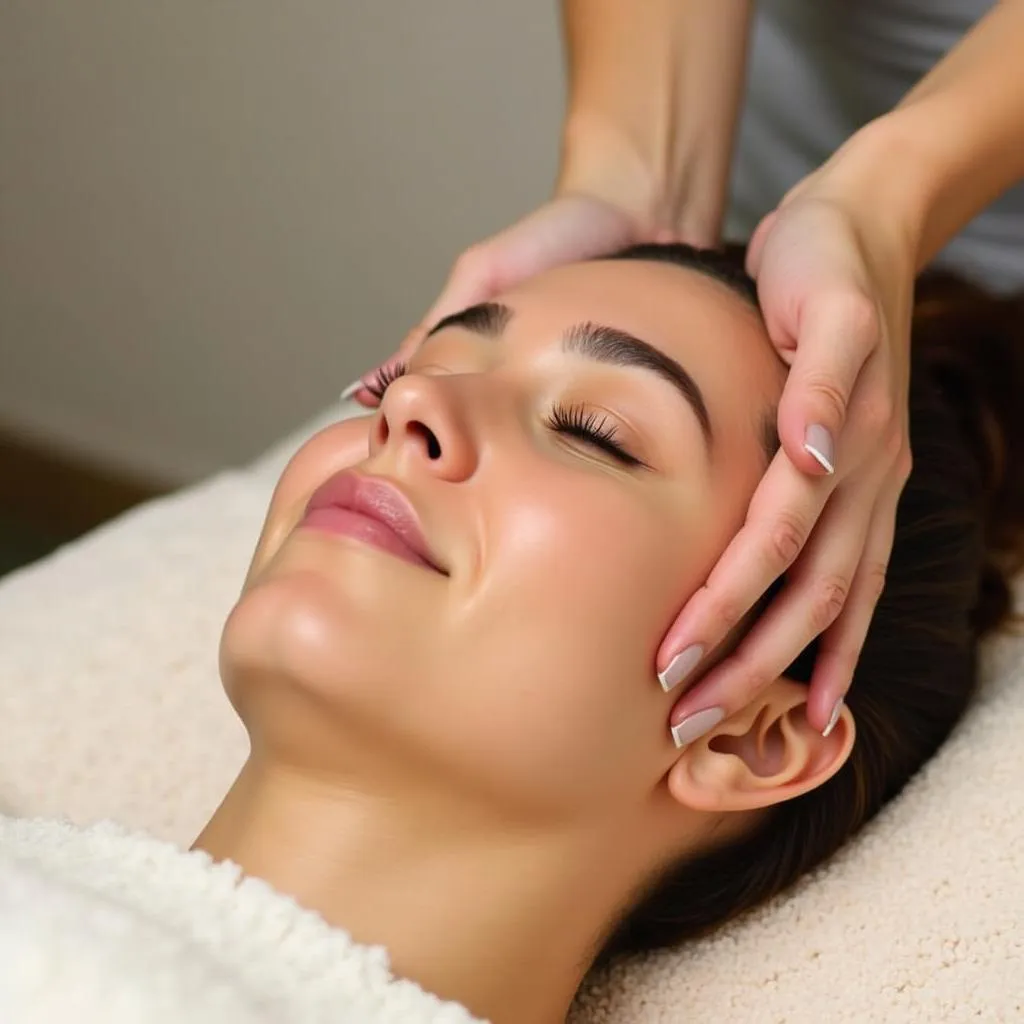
[0,1,563,575]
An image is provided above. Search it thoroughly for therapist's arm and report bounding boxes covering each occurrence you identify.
[558,0,755,243]
[800,0,1024,266]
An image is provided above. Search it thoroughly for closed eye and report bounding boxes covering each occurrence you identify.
[546,403,646,468]
[366,363,647,469]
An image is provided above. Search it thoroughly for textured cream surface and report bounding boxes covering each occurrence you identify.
[0,816,482,1023]
[0,407,1021,1022]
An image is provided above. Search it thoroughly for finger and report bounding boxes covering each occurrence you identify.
[349,247,505,410]
[414,194,639,340]
[340,378,368,403]
[490,193,640,275]
[349,383,380,409]
[745,209,779,277]
[667,460,888,746]
[416,245,504,341]
[342,354,403,410]
[775,289,884,478]
[342,376,383,409]
[656,446,834,693]
[803,460,906,731]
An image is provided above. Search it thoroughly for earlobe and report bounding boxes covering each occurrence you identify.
[666,679,855,814]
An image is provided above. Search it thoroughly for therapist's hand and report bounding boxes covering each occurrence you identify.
[661,188,916,741]
[347,191,713,405]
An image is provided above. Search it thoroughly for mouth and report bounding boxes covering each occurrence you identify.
[299,469,448,575]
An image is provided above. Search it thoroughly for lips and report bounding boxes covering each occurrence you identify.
[300,469,446,574]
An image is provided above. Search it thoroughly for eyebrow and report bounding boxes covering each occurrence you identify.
[429,301,513,339]
[428,302,713,444]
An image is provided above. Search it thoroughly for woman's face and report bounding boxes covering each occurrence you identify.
[221,258,785,825]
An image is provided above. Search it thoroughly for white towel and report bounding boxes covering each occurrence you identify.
[0,815,482,1024]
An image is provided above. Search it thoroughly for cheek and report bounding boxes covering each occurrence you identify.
[483,468,709,646]
[436,469,715,813]
[245,418,371,585]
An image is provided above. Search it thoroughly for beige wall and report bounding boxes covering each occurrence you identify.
[0,2,563,483]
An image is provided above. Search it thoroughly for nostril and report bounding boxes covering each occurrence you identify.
[410,420,442,460]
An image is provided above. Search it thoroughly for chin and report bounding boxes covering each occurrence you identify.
[220,529,444,753]
[220,581,387,770]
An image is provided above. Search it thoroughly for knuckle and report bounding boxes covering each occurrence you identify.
[838,290,881,345]
[859,394,896,436]
[803,373,850,423]
[453,245,498,291]
[864,560,889,603]
[398,333,424,359]
[454,244,485,274]
[810,574,850,633]
[897,447,913,482]
[450,250,476,285]
[768,512,808,569]
[706,587,747,634]
[881,424,903,461]
[732,657,773,700]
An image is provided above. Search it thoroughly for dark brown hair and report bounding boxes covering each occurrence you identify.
[598,244,1024,959]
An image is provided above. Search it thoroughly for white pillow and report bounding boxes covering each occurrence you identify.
[1,406,1021,1022]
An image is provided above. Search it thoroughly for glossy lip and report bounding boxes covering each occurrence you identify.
[300,469,447,575]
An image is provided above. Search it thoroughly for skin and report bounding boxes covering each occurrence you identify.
[196,259,854,1024]
[357,0,1024,736]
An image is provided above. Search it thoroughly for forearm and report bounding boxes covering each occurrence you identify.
[808,0,1024,269]
[556,0,754,240]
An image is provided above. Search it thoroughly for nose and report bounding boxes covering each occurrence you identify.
[369,373,478,481]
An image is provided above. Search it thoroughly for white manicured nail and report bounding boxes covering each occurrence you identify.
[822,698,844,738]
[339,379,364,402]
[803,424,835,474]
[670,707,725,749]
[658,645,704,693]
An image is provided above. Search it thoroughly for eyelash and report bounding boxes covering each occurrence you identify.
[366,363,644,467]
[364,360,409,401]
[545,403,643,467]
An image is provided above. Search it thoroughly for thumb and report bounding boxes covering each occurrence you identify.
[745,209,779,277]
[352,241,509,408]
[402,195,641,359]
[398,243,501,358]
[775,291,880,477]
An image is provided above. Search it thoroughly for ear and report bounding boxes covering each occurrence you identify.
[667,679,855,813]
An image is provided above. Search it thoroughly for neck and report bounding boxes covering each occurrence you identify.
[192,758,650,1024]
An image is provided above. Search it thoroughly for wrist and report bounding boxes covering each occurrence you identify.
[792,114,939,271]
[556,109,732,245]
[556,111,665,227]
[795,100,987,272]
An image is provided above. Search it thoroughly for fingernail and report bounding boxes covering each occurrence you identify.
[822,698,844,738]
[803,424,835,474]
[658,644,704,693]
[670,707,725,749]
[339,379,364,402]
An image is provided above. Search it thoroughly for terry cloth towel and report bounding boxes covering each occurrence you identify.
[0,814,483,1024]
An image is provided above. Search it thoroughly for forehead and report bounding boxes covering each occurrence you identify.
[496,258,785,433]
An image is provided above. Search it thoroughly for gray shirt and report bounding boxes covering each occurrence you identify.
[726,0,1024,292]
